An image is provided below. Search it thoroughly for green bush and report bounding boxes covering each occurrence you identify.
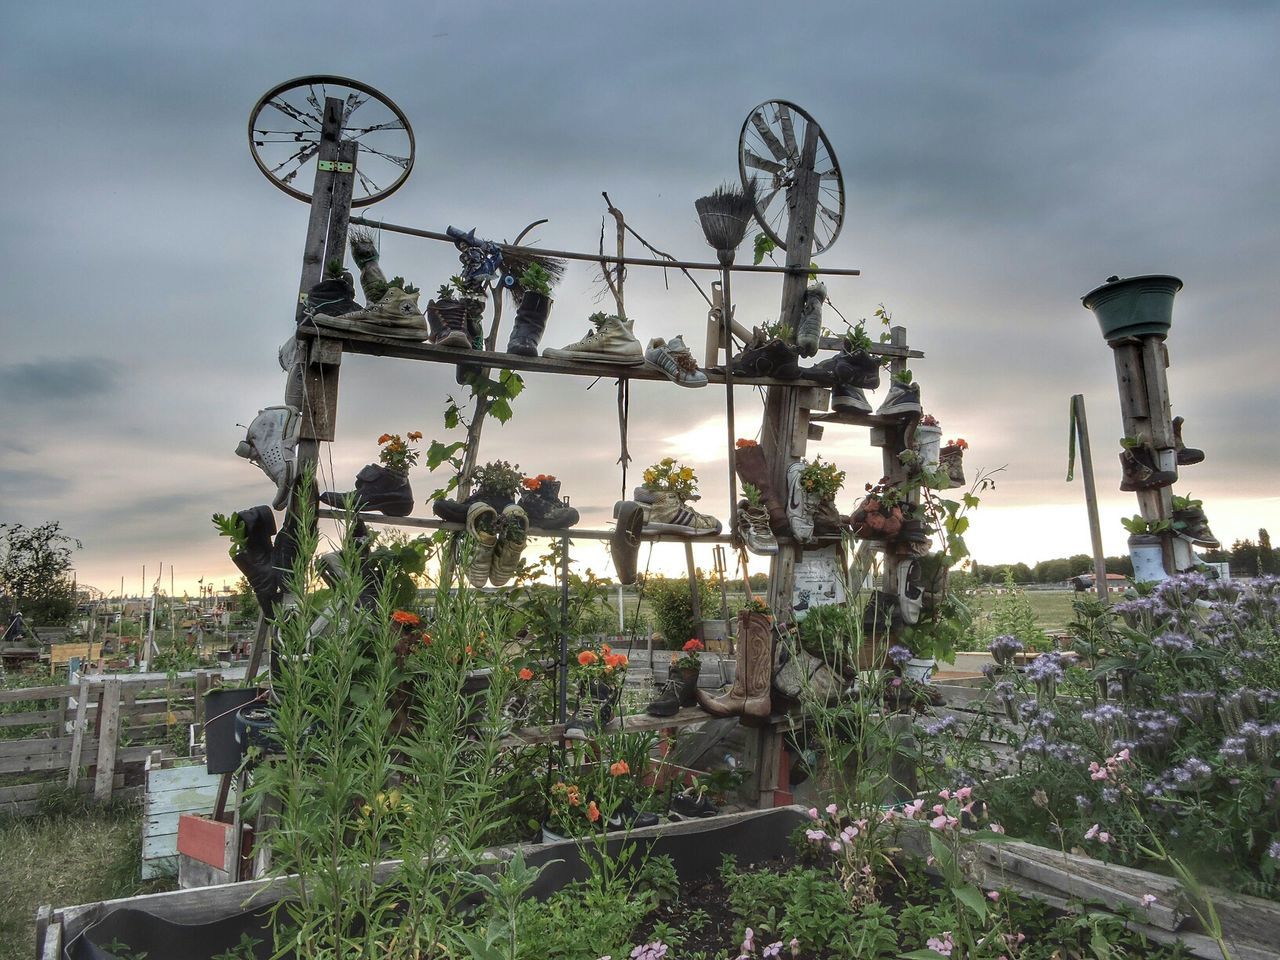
[643,575,717,649]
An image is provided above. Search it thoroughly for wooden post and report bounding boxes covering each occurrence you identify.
[1071,395,1111,603]
[777,122,821,336]
[66,679,88,789]
[94,678,122,801]
[684,541,703,640]
[244,613,271,683]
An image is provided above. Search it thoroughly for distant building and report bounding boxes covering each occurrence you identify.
[1070,573,1129,594]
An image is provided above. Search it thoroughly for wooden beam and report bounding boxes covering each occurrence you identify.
[93,679,122,801]
[65,680,88,789]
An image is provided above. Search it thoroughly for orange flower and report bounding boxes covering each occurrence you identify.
[602,652,629,671]
[465,644,473,656]
[407,431,423,441]
[420,632,432,646]
[522,477,540,490]
[609,760,630,777]
[391,610,420,626]
[518,667,534,681]
[682,639,704,653]
[586,801,600,823]
[577,650,599,666]
[736,438,758,448]
[378,433,393,444]
[601,643,612,655]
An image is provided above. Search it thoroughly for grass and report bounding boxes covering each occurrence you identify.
[967,588,1079,634]
[0,792,174,960]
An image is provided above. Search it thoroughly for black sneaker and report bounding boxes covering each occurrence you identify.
[876,380,922,416]
[517,477,579,529]
[832,384,873,414]
[721,337,800,380]
[303,275,361,319]
[607,799,660,830]
[670,789,717,818]
[433,493,514,525]
[319,463,413,517]
[428,299,474,349]
[802,348,881,388]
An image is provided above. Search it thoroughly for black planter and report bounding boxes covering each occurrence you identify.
[66,807,809,959]
[203,687,264,774]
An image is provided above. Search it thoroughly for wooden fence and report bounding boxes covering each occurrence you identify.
[0,670,221,817]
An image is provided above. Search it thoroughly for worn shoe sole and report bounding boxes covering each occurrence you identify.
[543,347,644,365]
[611,500,645,584]
[643,519,722,536]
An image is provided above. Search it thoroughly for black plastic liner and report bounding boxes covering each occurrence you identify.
[68,808,806,960]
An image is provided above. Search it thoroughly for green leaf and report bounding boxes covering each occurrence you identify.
[899,950,950,960]
[962,492,980,509]
[928,832,955,873]
[500,369,525,399]
[444,405,460,430]
[489,397,513,423]
[951,516,970,536]
[426,440,465,470]
[954,883,988,920]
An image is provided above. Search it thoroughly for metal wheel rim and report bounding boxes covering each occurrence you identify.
[247,74,415,207]
[738,99,845,255]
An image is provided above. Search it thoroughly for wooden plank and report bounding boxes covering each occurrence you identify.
[41,920,61,960]
[94,679,122,801]
[48,641,104,666]
[0,751,71,775]
[1140,336,1174,450]
[0,709,61,729]
[0,684,77,704]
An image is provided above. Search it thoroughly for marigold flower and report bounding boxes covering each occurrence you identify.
[736,438,758,448]
[578,650,599,666]
[522,477,540,490]
[518,667,535,681]
[391,610,421,626]
[378,433,392,444]
[586,801,601,823]
[609,760,631,777]
[407,431,422,440]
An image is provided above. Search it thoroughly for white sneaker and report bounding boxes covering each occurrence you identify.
[786,461,814,543]
[645,335,708,387]
[897,559,923,626]
[544,315,644,365]
[235,406,301,510]
[738,501,778,555]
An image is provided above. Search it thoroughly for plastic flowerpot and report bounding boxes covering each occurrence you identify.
[1081,274,1183,343]
[1127,533,1169,585]
[203,687,264,774]
[904,657,936,683]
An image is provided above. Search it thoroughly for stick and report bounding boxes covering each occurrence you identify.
[1072,395,1111,604]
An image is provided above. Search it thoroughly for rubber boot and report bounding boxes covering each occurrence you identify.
[507,291,551,356]
[698,610,772,719]
[735,443,788,533]
[1128,534,1169,585]
[319,463,413,517]
[647,666,700,717]
[1172,416,1205,466]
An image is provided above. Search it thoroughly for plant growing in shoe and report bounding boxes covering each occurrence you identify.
[637,458,721,535]
[789,456,845,542]
[506,264,554,357]
[564,642,629,740]
[471,459,523,506]
[1170,493,1219,547]
[517,473,579,529]
[647,638,704,717]
[876,367,922,417]
[319,431,421,518]
[1118,435,1178,491]
[737,483,779,555]
[543,311,644,365]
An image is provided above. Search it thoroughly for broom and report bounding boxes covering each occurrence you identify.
[694,181,759,547]
[499,246,568,301]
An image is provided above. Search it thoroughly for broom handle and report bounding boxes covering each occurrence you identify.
[721,263,739,544]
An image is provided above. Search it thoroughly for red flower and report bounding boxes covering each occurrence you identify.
[391,610,420,626]
[518,667,534,681]
[736,438,758,448]
[586,801,600,823]
[682,639,704,654]
[609,760,630,777]
[577,650,599,666]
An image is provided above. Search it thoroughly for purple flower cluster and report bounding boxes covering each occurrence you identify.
[1025,652,1065,687]
[1269,840,1280,861]
[989,634,1024,665]
[1152,631,1194,653]
[921,715,959,736]
[887,644,914,666]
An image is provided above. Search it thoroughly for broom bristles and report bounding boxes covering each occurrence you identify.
[500,246,568,301]
[695,181,758,253]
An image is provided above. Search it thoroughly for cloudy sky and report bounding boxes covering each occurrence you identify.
[2,1,1277,597]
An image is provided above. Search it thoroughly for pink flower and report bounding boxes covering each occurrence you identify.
[1089,762,1109,781]
[804,828,826,842]
[987,890,1000,901]
[825,803,839,816]
[926,932,955,957]
[1141,894,1157,908]
[932,803,947,815]
[763,942,783,959]
[807,807,819,820]
[931,815,949,830]
[938,789,952,800]
[828,840,841,853]
[989,822,1006,834]
[789,938,800,957]
[1116,748,1131,763]
[1098,831,1112,843]
[955,786,973,801]
[903,798,926,819]
[1085,823,1100,840]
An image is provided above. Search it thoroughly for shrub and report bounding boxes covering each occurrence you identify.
[643,574,718,649]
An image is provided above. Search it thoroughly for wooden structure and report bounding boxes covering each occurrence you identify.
[141,752,222,879]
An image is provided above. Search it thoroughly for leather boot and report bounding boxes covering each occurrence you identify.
[1172,416,1205,466]
[319,463,413,517]
[698,610,772,719]
[507,291,551,356]
[734,443,788,533]
[1119,446,1177,491]
[647,665,700,717]
[231,506,281,612]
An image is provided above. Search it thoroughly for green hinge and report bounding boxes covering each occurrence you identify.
[317,160,354,173]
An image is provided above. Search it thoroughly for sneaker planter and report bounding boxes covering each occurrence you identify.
[718,329,801,380]
[832,384,873,414]
[877,379,922,417]
[465,502,500,588]
[669,788,718,818]
[564,679,620,740]
[736,499,778,555]
[518,475,579,529]
[303,275,361,318]
[1172,503,1219,548]
[1081,274,1182,343]
[235,405,301,510]
[914,418,943,472]
[785,461,816,543]
[1128,533,1169,585]
[489,505,530,586]
[647,666,700,717]
[897,558,924,626]
[427,296,473,349]
[795,282,826,357]
[229,506,282,613]
[802,345,881,389]
[319,463,413,517]
[645,335,708,387]
[848,493,904,541]
[544,313,644,365]
[1119,444,1177,491]
[315,286,429,340]
[641,491,721,536]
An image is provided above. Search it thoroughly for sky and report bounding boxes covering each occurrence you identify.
[2,1,1278,598]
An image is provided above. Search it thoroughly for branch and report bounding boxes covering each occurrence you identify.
[603,191,713,308]
[600,193,626,319]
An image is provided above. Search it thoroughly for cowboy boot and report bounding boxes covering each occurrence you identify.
[735,443,788,533]
[697,610,772,719]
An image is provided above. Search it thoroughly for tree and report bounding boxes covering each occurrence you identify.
[0,521,82,624]
[1260,529,1277,575]
[1230,539,1259,578]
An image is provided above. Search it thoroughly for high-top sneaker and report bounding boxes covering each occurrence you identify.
[313,287,429,340]
[1119,446,1177,491]
[876,380,922,417]
[832,384,873,414]
[1172,416,1205,466]
[303,275,361,318]
[795,282,826,357]
[645,335,708,387]
[564,680,617,740]
[786,461,816,543]
[319,463,413,517]
[349,230,388,304]
[489,504,530,587]
[544,314,644,365]
[507,291,551,356]
[428,298,473,349]
[517,477,579,529]
[897,558,924,626]
[647,665,701,717]
[235,406,301,510]
[231,506,281,612]
[611,500,645,585]
[737,499,779,555]
[718,329,800,380]
[465,502,499,588]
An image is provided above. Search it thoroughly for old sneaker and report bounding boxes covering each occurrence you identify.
[795,282,826,357]
[645,335,708,387]
[427,298,473,349]
[611,500,645,585]
[489,504,530,587]
[803,346,881,388]
[303,275,361,318]
[786,461,815,543]
[832,384,873,414]
[517,476,579,529]
[543,314,643,365]
[465,501,499,588]
[235,406,301,510]
[720,331,800,380]
[640,491,721,536]
[737,499,778,555]
[312,286,429,340]
[897,558,924,626]
[876,379,922,417]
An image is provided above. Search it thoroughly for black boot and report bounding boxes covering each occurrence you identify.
[303,275,361,319]
[1172,417,1205,466]
[518,477,579,529]
[1119,446,1177,491]
[564,680,617,741]
[507,291,552,356]
[319,464,414,517]
[231,506,281,612]
[647,666,700,717]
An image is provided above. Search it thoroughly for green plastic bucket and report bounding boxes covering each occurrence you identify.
[1081,274,1183,343]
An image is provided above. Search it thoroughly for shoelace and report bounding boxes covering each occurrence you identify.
[672,350,699,375]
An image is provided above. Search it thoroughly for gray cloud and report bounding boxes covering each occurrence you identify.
[0,359,118,404]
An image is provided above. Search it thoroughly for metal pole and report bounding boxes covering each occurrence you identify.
[720,259,740,548]
[558,536,570,726]
[1072,395,1111,604]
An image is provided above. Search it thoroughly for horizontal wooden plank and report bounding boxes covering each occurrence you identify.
[0,750,70,774]
[0,735,77,758]
[0,685,76,704]
[0,709,61,729]
[148,763,221,793]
